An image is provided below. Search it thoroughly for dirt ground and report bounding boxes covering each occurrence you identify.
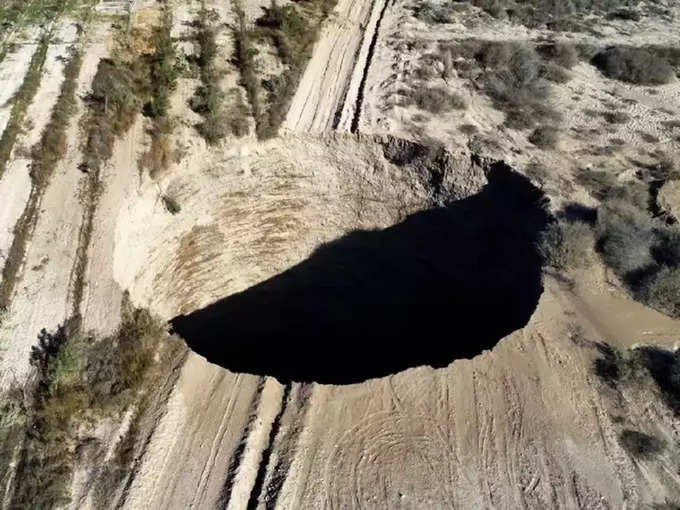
[0,0,679,508]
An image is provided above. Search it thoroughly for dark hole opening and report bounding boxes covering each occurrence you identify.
[171,163,550,384]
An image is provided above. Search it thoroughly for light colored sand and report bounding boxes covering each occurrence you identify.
[284,0,378,134]
[1,2,680,508]
[0,44,38,139]
[0,40,106,386]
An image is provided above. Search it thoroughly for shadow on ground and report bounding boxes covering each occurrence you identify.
[171,163,550,384]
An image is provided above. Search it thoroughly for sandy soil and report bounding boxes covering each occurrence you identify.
[0,38,107,386]
[0,44,38,140]
[283,0,379,134]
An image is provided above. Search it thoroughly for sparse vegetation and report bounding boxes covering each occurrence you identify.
[537,42,578,69]
[459,123,478,135]
[593,342,680,418]
[595,199,680,317]
[234,0,338,139]
[412,2,459,24]
[233,3,261,135]
[591,47,675,86]
[460,0,643,29]
[0,47,83,311]
[446,40,562,130]
[6,302,186,508]
[602,110,629,124]
[142,11,181,175]
[0,37,48,176]
[405,86,467,113]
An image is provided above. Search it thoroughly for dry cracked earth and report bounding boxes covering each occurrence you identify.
[1,0,680,508]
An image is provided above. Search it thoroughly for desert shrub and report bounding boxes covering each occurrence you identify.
[595,199,680,317]
[464,0,643,28]
[189,9,236,145]
[636,346,680,415]
[234,5,262,130]
[529,125,559,149]
[593,342,621,384]
[607,8,641,21]
[459,123,478,135]
[8,304,185,508]
[413,2,456,23]
[591,47,675,86]
[662,120,680,131]
[619,429,664,459]
[410,86,467,112]
[602,110,629,124]
[445,39,562,129]
[538,219,595,270]
[596,200,658,276]
[147,21,179,118]
[250,0,337,138]
[541,61,570,83]
[162,195,181,214]
[576,169,617,200]
[90,59,144,132]
[641,267,680,318]
[537,41,578,68]
[482,42,560,129]
[637,131,660,144]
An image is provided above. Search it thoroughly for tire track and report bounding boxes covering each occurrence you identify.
[349,0,390,133]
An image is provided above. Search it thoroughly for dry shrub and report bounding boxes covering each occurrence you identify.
[538,219,595,270]
[591,46,675,86]
[602,110,630,124]
[619,429,665,459]
[411,86,467,112]
[538,41,578,68]
[529,125,560,149]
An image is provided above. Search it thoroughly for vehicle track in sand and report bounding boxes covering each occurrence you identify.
[283,0,389,134]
